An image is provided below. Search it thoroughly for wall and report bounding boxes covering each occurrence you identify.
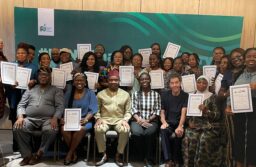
[0,0,256,60]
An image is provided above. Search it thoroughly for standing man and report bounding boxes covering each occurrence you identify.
[13,67,64,166]
[94,44,107,67]
[50,48,60,68]
[160,73,188,167]
[94,70,131,166]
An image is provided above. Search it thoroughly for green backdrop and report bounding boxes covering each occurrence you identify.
[15,7,243,65]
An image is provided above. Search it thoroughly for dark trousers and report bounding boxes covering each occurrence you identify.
[13,117,57,158]
[131,121,158,162]
[161,126,182,163]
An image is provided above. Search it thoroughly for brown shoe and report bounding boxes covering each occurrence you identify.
[95,153,107,166]
[28,154,42,165]
[19,156,31,166]
[115,153,124,167]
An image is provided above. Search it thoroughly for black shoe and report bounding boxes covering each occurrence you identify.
[145,159,153,167]
[95,153,107,166]
[64,159,72,166]
[115,153,124,167]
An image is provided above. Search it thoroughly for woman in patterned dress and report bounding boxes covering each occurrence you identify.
[183,75,225,167]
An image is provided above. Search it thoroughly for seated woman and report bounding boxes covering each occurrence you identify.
[183,75,225,167]
[131,72,160,166]
[61,72,98,165]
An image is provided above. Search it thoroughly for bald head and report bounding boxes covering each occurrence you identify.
[51,48,60,63]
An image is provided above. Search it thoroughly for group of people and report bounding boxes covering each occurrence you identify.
[0,39,255,167]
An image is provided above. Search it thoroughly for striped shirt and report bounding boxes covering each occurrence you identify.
[131,90,161,120]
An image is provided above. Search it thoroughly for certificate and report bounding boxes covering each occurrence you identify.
[64,108,81,131]
[138,48,152,67]
[60,62,73,81]
[149,70,164,89]
[77,44,91,60]
[203,65,217,80]
[181,74,196,93]
[84,72,99,91]
[51,68,66,89]
[163,42,181,58]
[0,62,17,85]
[119,66,134,86]
[214,73,223,95]
[16,67,31,90]
[187,94,204,116]
[230,84,253,113]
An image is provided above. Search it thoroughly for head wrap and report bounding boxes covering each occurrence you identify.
[73,72,86,79]
[196,75,212,101]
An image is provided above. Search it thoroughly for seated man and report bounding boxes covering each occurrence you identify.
[94,70,131,166]
[160,73,188,167]
[13,67,64,166]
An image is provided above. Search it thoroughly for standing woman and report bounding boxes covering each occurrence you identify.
[162,57,174,91]
[219,55,231,75]
[38,52,51,68]
[226,48,256,167]
[211,47,226,71]
[0,51,8,118]
[218,48,245,167]
[80,51,99,73]
[183,75,225,167]
[79,52,100,91]
[120,45,133,66]
[61,72,98,165]
[131,53,144,94]
[151,43,161,59]
[99,50,123,89]
[187,53,202,79]
[131,72,160,166]
[171,57,188,76]
[5,43,37,151]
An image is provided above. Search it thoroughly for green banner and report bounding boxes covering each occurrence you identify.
[15,7,243,65]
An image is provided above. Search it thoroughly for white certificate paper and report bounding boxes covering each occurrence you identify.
[84,72,99,91]
[163,42,181,58]
[0,62,17,85]
[38,8,54,36]
[149,70,164,89]
[230,84,253,113]
[215,73,223,95]
[187,94,204,116]
[181,74,196,93]
[203,65,217,80]
[64,108,81,131]
[51,68,66,89]
[138,48,152,67]
[119,66,134,86]
[16,67,31,90]
[77,44,91,60]
[60,62,73,81]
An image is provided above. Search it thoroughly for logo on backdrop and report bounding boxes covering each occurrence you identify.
[38,8,54,36]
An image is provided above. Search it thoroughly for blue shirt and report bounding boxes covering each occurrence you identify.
[65,88,98,117]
